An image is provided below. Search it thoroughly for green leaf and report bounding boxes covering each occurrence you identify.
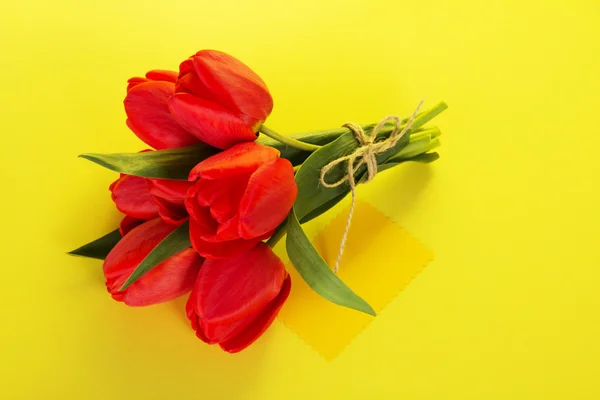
[79,132,347,180]
[286,208,376,316]
[80,130,351,180]
[67,229,121,260]
[79,144,219,180]
[119,221,191,290]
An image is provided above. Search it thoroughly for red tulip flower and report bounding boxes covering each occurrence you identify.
[104,218,203,306]
[146,178,193,224]
[124,51,272,151]
[110,171,193,232]
[110,174,161,220]
[185,141,297,259]
[169,50,274,150]
[186,243,291,353]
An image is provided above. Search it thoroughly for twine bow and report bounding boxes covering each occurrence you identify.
[319,100,424,273]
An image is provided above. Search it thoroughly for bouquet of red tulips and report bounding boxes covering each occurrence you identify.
[69,49,447,353]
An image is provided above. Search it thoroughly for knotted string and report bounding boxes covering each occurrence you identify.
[319,100,424,273]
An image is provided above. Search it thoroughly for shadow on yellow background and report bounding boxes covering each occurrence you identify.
[1,0,600,399]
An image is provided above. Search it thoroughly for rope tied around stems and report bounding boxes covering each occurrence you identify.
[319,100,424,273]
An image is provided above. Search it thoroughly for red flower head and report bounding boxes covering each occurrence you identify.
[109,173,193,233]
[185,142,297,259]
[186,243,291,353]
[123,51,272,151]
[104,218,203,306]
[108,149,193,230]
[169,50,274,150]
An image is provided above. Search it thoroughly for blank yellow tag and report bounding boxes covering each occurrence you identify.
[278,200,434,361]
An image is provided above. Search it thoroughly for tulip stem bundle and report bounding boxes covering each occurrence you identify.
[68,49,447,353]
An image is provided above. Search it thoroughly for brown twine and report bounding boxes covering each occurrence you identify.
[319,100,424,273]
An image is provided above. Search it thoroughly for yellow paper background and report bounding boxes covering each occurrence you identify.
[278,200,434,361]
[2,0,600,399]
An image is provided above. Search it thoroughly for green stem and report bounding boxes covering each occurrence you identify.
[410,102,448,130]
[266,223,287,248]
[368,102,446,141]
[391,137,441,161]
[408,127,441,142]
[259,125,322,152]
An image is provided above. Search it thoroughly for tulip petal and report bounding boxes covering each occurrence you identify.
[196,243,286,325]
[208,176,249,223]
[186,285,199,329]
[189,142,279,180]
[145,69,177,83]
[188,217,264,259]
[104,218,173,289]
[215,215,240,241]
[191,50,273,123]
[104,218,203,306]
[110,175,159,220]
[185,197,218,237]
[186,177,251,240]
[119,215,146,236]
[186,287,218,344]
[122,247,201,306]
[186,178,225,207]
[124,81,200,150]
[126,70,177,92]
[168,93,257,150]
[209,193,241,223]
[186,174,250,221]
[176,58,207,98]
[239,158,297,238]
[199,308,250,344]
[153,197,189,225]
[178,58,194,77]
[127,77,148,92]
[147,179,193,204]
[219,275,291,353]
[200,275,291,349]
